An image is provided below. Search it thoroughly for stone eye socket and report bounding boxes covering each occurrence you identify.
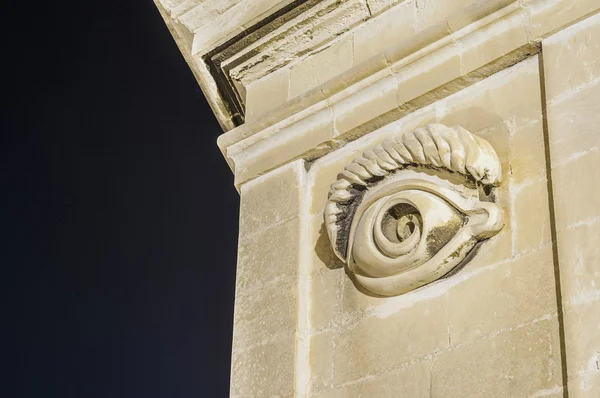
[324,124,504,297]
[380,203,421,244]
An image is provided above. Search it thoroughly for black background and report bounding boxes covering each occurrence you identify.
[4,1,238,396]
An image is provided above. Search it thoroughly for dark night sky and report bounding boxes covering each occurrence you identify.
[4,1,239,397]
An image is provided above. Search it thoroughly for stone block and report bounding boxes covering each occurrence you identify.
[459,219,512,272]
[458,9,529,74]
[431,318,563,398]
[182,0,242,31]
[239,161,303,236]
[563,300,600,378]
[311,268,343,332]
[547,77,600,165]
[230,334,296,397]
[333,295,448,384]
[233,111,334,185]
[444,0,515,33]
[552,149,600,230]
[331,74,400,138]
[232,276,297,352]
[290,37,355,100]
[513,178,552,254]
[528,0,600,41]
[245,67,291,123]
[314,360,431,398]
[542,11,600,101]
[366,0,408,15]
[341,270,390,318]
[439,56,541,133]
[557,219,600,308]
[353,1,417,65]
[570,370,600,398]
[414,0,471,32]
[395,46,462,107]
[557,219,600,392]
[191,0,296,54]
[309,330,335,395]
[510,119,547,185]
[448,248,557,345]
[237,217,300,291]
[226,0,369,89]
[415,0,515,35]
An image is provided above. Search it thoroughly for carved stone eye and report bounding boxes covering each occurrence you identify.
[324,124,504,297]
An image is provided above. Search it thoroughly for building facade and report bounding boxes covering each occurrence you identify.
[155,1,600,396]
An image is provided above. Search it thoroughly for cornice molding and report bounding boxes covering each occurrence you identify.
[155,0,600,183]
[217,0,600,187]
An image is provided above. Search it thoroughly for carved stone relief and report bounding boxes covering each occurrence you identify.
[324,124,504,297]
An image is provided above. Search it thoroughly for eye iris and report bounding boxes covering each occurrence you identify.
[397,215,419,242]
[380,203,422,243]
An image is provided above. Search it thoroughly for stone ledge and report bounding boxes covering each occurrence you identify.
[217,1,600,187]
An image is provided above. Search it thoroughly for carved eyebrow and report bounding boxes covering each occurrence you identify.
[325,123,502,263]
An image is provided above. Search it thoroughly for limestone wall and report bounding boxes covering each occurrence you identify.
[155,1,600,396]
[307,55,563,397]
[543,14,600,395]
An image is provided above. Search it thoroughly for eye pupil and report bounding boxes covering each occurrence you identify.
[399,220,416,241]
[380,203,422,243]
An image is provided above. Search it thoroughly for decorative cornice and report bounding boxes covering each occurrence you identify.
[155,0,600,182]
[324,124,504,296]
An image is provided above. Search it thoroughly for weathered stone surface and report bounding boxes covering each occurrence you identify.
[513,178,552,254]
[536,4,600,93]
[556,219,600,395]
[310,268,343,332]
[333,295,448,385]
[232,110,335,185]
[438,56,542,132]
[564,300,600,375]
[237,217,300,291]
[314,360,431,398]
[220,8,547,186]
[353,1,417,65]
[394,46,462,107]
[231,334,296,397]
[448,248,557,345]
[239,160,303,236]
[510,119,547,185]
[309,330,335,395]
[330,75,399,138]
[289,37,355,101]
[527,0,600,40]
[431,318,563,398]
[456,8,529,75]
[232,161,304,397]
[229,0,371,90]
[546,75,600,164]
[552,149,600,230]
[543,13,600,397]
[154,1,600,397]
[245,67,290,123]
[232,276,297,350]
[557,220,600,307]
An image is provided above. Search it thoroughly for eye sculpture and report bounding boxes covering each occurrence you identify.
[324,124,504,297]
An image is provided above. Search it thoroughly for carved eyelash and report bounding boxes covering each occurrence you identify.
[324,124,504,297]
